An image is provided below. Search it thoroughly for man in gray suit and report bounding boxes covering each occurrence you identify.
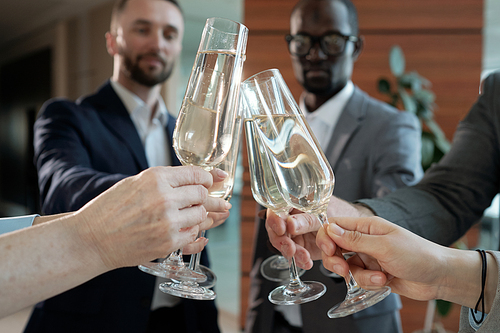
[244,0,423,333]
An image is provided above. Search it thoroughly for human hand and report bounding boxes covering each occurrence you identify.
[266,196,375,270]
[264,209,318,270]
[202,168,232,231]
[75,166,216,270]
[316,216,446,301]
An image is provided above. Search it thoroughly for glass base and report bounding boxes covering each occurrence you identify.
[197,264,217,288]
[159,281,216,300]
[268,281,326,305]
[327,286,391,318]
[138,261,207,283]
[261,255,305,282]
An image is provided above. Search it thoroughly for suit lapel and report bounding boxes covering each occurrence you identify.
[324,87,367,169]
[82,81,149,171]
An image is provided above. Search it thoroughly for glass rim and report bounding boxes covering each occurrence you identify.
[242,68,282,86]
[205,17,248,34]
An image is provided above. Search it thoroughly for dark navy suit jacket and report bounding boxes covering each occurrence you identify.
[28,81,219,333]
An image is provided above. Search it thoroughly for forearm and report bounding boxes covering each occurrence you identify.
[0,214,105,318]
[438,248,499,313]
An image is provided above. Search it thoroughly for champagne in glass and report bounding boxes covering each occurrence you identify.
[165,114,243,296]
[157,17,247,300]
[242,96,326,305]
[245,69,390,317]
[139,17,247,295]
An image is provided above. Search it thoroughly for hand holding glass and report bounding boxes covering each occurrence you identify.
[242,69,390,316]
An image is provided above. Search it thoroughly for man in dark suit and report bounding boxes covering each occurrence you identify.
[245,1,423,333]
[27,0,224,332]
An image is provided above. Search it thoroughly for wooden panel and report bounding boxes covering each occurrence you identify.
[241,219,258,274]
[240,275,252,329]
[355,0,482,30]
[353,34,482,139]
[244,0,482,32]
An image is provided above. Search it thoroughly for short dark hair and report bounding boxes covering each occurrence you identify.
[110,0,183,33]
[292,0,359,35]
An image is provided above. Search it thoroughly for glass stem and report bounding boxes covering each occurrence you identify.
[188,230,205,271]
[287,256,305,289]
[164,248,184,267]
[346,271,362,296]
[315,211,329,227]
[314,210,364,296]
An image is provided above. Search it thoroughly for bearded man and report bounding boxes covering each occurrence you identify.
[26,1,222,332]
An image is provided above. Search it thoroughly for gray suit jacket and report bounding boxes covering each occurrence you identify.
[359,71,500,333]
[246,86,423,333]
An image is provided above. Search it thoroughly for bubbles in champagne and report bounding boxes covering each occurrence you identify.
[173,50,238,168]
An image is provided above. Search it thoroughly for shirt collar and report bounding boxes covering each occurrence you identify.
[300,80,354,124]
[110,80,168,127]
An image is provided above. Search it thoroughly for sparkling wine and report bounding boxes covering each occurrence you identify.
[252,114,334,214]
[244,118,289,211]
[174,50,238,167]
[209,115,242,200]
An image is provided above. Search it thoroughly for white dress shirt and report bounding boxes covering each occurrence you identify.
[300,80,354,151]
[110,80,178,309]
[110,80,171,168]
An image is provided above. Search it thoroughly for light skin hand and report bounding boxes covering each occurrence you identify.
[317,216,498,312]
[203,168,232,230]
[265,196,372,269]
[0,166,219,318]
[181,168,232,253]
[77,165,215,270]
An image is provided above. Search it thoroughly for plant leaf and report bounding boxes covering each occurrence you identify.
[389,45,405,77]
[398,88,417,114]
[421,132,435,169]
[378,78,391,94]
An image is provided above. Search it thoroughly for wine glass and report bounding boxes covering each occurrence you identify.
[156,17,247,300]
[242,69,391,316]
[242,89,326,305]
[139,17,247,286]
[165,113,243,295]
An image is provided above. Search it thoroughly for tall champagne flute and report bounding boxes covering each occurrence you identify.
[243,69,391,317]
[242,89,327,305]
[138,17,247,289]
[160,114,242,298]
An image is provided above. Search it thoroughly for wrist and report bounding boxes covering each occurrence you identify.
[436,248,483,309]
[69,210,111,273]
[353,203,376,217]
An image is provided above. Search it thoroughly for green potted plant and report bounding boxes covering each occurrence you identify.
[377,45,451,171]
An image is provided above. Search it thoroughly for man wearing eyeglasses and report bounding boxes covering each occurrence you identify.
[245,1,423,333]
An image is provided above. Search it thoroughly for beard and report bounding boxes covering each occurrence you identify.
[121,49,174,87]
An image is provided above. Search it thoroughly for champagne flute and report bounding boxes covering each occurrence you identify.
[139,17,247,290]
[242,90,326,305]
[243,69,391,316]
[165,114,243,295]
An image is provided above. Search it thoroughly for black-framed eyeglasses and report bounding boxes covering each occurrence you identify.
[285,32,359,57]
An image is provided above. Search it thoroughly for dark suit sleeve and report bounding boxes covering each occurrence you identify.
[360,73,500,246]
[369,108,423,198]
[34,100,128,214]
